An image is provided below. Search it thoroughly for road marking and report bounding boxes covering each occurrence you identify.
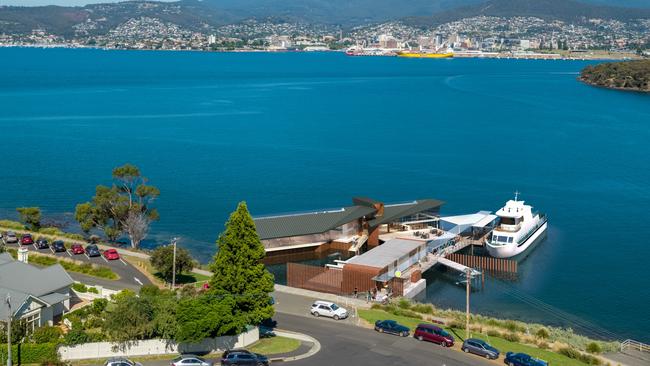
[119,258,127,266]
[102,256,108,263]
[84,253,90,260]
[67,250,72,257]
[134,277,143,286]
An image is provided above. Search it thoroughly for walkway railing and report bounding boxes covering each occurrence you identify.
[621,339,650,353]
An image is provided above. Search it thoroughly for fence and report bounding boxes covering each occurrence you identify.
[447,253,518,273]
[58,327,259,361]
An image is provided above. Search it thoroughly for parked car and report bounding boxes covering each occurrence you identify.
[310,300,348,320]
[461,338,500,360]
[20,234,34,245]
[52,240,66,252]
[103,248,120,260]
[70,244,85,255]
[3,231,18,244]
[374,320,410,337]
[413,323,455,347]
[504,352,548,366]
[86,244,101,257]
[221,349,269,366]
[170,354,212,366]
[103,357,143,366]
[35,237,49,250]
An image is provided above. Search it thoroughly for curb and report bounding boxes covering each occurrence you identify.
[268,329,321,363]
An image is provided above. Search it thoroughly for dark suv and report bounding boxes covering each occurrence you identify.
[221,349,269,366]
[52,240,66,252]
[86,244,101,257]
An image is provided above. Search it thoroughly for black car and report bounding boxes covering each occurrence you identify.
[374,320,410,337]
[85,244,101,257]
[35,238,49,250]
[221,349,269,366]
[51,240,66,252]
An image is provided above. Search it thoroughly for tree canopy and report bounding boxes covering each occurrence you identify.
[74,164,160,247]
[16,206,41,231]
[150,244,196,283]
[580,59,650,92]
[209,202,275,333]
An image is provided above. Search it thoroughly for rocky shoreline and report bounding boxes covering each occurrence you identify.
[580,59,650,93]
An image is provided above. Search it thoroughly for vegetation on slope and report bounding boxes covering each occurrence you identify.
[580,59,650,92]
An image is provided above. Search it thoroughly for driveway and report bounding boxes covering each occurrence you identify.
[19,242,151,290]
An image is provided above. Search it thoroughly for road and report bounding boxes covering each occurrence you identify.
[21,242,152,290]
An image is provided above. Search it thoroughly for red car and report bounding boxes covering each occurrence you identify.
[413,324,455,347]
[70,244,85,255]
[20,234,34,245]
[103,248,120,260]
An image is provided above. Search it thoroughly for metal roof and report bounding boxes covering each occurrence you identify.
[346,239,425,269]
[367,199,444,228]
[254,205,376,240]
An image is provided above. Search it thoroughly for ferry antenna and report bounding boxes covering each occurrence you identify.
[514,190,520,201]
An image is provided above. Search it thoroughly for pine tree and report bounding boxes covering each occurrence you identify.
[209,202,274,332]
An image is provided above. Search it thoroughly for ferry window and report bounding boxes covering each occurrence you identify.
[508,237,513,243]
[501,217,516,225]
[498,236,508,242]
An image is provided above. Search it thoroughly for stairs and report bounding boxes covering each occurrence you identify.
[348,235,368,254]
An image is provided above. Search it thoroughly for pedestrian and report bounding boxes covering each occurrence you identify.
[353,287,358,298]
[366,290,371,303]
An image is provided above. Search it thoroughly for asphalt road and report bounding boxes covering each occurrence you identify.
[16,242,151,290]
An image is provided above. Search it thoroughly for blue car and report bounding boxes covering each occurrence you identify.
[374,320,410,337]
[504,352,548,366]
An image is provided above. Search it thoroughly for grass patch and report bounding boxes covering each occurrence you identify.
[358,309,595,366]
[248,336,301,356]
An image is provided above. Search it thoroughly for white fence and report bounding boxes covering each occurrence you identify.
[58,327,259,361]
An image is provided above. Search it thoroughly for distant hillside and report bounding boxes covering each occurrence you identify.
[404,0,650,27]
[1,0,650,37]
[580,59,650,92]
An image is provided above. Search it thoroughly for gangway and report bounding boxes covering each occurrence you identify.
[348,234,368,254]
[436,257,482,277]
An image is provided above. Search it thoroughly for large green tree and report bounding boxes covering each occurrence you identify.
[150,244,196,284]
[102,290,154,342]
[175,295,237,343]
[75,164,160,247]
[16,207,41,231]
[209,202,274,333]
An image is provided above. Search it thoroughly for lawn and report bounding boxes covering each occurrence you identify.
[248,336,301,356]
[358,309,592,366]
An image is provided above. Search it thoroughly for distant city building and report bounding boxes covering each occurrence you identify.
[520,39,531,49]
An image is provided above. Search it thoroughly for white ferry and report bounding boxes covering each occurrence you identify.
[485,194,547,259]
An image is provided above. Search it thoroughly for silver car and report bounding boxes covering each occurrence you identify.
[2,231,18,244]
[170,355,212,366]
[103,358,142,366]
[461,338,500,360]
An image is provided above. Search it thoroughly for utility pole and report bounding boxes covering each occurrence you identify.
[171,237,179,289]
[465,268,471,340]
[6,293,11,366]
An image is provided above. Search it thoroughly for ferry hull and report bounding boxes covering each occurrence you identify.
[397,52,454,59]
[486,221,547,259]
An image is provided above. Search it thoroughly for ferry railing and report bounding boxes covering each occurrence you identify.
[620,339,650,353]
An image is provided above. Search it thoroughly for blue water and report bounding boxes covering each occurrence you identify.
[1,48,649,341]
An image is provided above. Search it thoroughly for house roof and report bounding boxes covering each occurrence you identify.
[0,253,73,318]
[254,205,376,240]
[254,197,444,241]
[345,238,425,269]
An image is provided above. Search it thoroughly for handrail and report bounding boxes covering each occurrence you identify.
[620,339,650,353]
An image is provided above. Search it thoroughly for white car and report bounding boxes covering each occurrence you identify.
[310,300,348,320]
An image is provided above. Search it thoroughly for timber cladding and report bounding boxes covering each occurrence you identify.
[341,263,382,293]
[287,263,343,294]
[447,253,518,273]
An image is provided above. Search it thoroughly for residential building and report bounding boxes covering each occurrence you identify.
[0,252,73,331]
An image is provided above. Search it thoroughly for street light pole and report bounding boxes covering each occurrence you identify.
[6,294,11,366]
[465,268,471,340]
[171,237,179,289]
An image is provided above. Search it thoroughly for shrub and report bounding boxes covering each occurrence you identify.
[370,304,384,310]
[397,298,411,309]
[486,329,501,337]
[31,326,63,344]
[64,327,90,345]
[587,342,602,354]
[0,343,59,364]
[411,303,435,315]
[0,219,25,230]
[72,283,88,293]
[536,327,550,339]
[88,286,99,294]
[503,332,521,342]
[91,298,108,315]
[447,320,464,329]
[537,341,549,349]
[559,347,602,365]
[503,320,524,332]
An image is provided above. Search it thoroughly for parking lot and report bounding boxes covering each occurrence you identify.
[6,235,152,290]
